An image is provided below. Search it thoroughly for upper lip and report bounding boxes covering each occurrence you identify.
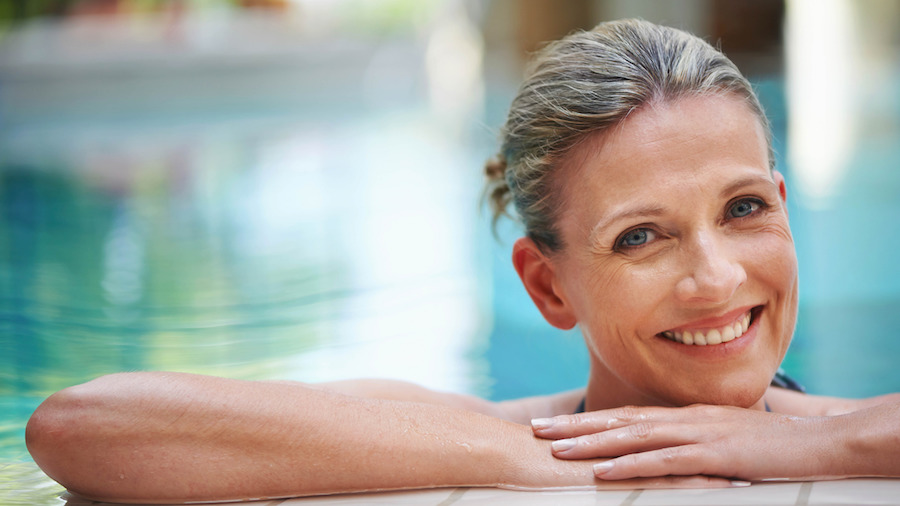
[661,305,757,334]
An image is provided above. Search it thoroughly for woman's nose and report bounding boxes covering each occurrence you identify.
[674,232,747,304]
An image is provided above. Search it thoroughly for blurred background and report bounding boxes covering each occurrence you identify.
[1,0,899,502]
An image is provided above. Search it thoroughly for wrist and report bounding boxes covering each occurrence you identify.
[494,422,596,490]
[493,422,537,488]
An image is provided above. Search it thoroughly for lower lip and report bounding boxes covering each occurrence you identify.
[657,307,762,359]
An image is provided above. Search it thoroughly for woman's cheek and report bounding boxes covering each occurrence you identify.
[746,228,798,354]
[577,262,626,310]
[584,262,661,316]
[739,218,794,272]
[755,231,798,288]
[583,263,672,351]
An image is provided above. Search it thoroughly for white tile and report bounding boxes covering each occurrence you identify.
[62,495,291,506]
[806,478,900,505]
[453,487,633,505]
[633,482,803,506]
[61,489,458,506]
[66,479,900,506]
[279,488,457,505]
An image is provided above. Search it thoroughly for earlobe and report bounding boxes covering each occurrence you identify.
[512,237,577,330]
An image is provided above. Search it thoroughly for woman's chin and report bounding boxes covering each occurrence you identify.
[659,379,770,408]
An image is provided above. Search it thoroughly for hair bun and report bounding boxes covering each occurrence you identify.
[483,155,512,227]
[484,155,507,180]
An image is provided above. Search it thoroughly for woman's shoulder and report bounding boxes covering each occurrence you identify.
[765,385,874,416]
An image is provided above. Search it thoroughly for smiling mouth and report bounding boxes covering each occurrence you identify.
[659,307,760,346]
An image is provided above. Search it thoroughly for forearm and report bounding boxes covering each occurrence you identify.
[832,400,900,478]
[25,372,593,503]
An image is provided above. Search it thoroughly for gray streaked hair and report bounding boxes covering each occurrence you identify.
[484,18,772,252]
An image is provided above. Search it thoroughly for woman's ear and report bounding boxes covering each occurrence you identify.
[773,170,788,203]
[512,237,577,330]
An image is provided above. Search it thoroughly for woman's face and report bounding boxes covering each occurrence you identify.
[530,95,798,408]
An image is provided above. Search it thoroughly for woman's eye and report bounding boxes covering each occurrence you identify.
[617,228,656,249]
[728,199,762,218]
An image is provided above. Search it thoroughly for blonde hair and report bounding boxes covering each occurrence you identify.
[485,19,772,252]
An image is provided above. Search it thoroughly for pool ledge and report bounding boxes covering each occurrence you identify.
[61,479,900,506]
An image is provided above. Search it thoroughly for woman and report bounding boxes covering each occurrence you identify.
[26,19,900,503]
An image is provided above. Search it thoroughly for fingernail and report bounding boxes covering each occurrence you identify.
[593,461,614,475]
[730,480,752,487]
[531,418,555,430]
[551,438,576,452]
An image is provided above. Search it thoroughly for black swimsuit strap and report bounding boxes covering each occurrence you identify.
[771,368,806,393]
[574,397,586,414]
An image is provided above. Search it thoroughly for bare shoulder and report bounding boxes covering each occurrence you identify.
[766,386,900,416]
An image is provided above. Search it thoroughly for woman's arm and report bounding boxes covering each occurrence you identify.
[306,378,511,419]
[25,372,516,503]
[313,379,586,425]
[530,395,900,482]
[25,372,729,504]
[766,387,900,417]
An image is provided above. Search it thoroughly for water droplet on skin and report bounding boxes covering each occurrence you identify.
[455,441,473,453]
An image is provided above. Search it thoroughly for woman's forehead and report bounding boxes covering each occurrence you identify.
[555,95,772,219]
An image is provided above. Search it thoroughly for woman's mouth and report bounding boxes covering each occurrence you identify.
[660,307,759,346]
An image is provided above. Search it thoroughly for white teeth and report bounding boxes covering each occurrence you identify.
[721,325,735,343]
[661,311,754,346]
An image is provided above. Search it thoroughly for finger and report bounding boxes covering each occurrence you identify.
[596,474,740,490]
[498,474,742,492]
[532,405,670,439]
[617,475,744,489]
[532,404,737,439]
[549,422,702,459]
[592,445,726,481]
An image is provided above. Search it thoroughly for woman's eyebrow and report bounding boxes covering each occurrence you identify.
[719,174,774,198]
[589,205,666,240]
[588,174,773,240]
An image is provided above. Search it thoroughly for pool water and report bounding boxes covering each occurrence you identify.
[3,26,900,506]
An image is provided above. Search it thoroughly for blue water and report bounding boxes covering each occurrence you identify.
[2,38,900,506]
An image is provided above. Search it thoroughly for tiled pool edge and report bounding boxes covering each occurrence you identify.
[33,478,900,505]
[276,479,900,506]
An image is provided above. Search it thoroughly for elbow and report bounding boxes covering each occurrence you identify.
[26,382,88,494]
[26,374,135,501]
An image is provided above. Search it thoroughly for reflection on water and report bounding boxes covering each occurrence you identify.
[0,112,489,403]
[1,162,336,387]
[0,462,62,505]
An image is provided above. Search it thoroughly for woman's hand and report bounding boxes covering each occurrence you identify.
[501,422,746,491]
[531,404,846,482]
